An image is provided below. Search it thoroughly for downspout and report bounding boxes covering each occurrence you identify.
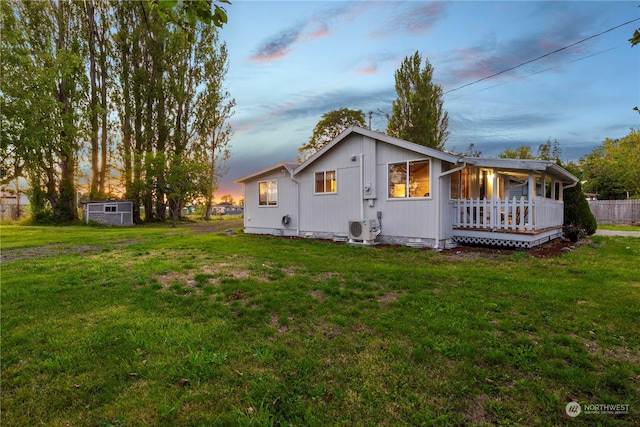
[559,180,578,204]
[434,162,469,249]
[359,153,364,220]
[289,169,300,235]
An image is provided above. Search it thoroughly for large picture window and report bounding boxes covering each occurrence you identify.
[258,180,278,206]
[315,170,336,193]
[388,160,430,198]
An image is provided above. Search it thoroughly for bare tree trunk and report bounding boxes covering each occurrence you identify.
[98,16,109,195]
[54,0,77,222]
[86,0,100,199]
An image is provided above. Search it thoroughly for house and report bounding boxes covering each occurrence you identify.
[209,203,244,216]
[82,200,133,226]
[234,126,578,249]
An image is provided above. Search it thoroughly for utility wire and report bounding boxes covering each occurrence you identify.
[444,17,640,95]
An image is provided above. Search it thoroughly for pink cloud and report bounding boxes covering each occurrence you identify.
[249,50,291,64]
[355,67,378,75]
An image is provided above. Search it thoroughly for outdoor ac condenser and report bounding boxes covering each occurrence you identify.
[348,219,377,242]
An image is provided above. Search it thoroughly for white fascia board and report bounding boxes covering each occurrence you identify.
[234,162,296,184]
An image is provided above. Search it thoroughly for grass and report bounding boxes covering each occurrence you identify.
[1,222,639,426]
[598,224,640,232]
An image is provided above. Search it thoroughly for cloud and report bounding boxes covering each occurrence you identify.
[351,53,400,76]
[442,5,605,90]
[248,3,371,64]
[248,27,302,63]
[370,2,447,38]
[232,86,396,138]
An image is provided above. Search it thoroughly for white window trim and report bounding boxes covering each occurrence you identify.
[258,179,278,207]
[387,158,432,200]
[314,169,338,195]
[104,203,118,213]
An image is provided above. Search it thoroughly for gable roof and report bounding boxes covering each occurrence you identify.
[234,162,296,184]
[294,125,461,175]
[234,126,578,185]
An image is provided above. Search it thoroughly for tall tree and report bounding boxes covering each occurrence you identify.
[298,108,365,162]
[386,51,449,150]
[194,32,235,221]
[1,0,86,222]
[83,0,112,199]
[3,0,235,224]
[537,138,562,162]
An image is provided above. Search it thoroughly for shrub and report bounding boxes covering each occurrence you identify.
[563,181,597,238]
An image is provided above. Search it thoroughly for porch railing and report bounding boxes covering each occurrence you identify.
[452,197,563,232]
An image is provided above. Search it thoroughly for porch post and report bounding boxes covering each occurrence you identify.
[558,183,564,201]
[491,168,497,228]
[528,172,535,231]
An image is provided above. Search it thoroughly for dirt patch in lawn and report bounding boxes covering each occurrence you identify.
[377,293,399,307]
[180,219,244,234]
[582,338,640,364]
[0,244,103,263]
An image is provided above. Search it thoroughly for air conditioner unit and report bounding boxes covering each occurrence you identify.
[348,219,377,242]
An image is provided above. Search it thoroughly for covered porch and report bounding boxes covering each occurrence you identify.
[447,158,578,248]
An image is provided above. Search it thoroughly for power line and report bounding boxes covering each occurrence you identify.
[444,17,640,95]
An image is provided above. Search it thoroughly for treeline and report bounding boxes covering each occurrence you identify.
[493,129,640,200]
[573,128,639,200]
[1,0,234,223]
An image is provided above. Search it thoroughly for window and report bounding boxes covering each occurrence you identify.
[388,160,430,198]
[450,168,471,199]
[258,180,278,206]
[104,204,117,213]
[314,170,336,193]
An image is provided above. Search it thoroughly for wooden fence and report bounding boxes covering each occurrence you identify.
[587,200,640,224]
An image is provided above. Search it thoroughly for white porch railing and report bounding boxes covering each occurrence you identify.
[452,197,563,232]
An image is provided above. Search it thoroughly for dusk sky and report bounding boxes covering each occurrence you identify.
[216,1,639,199]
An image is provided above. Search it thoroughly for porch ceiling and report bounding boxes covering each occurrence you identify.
[463,157,578,184]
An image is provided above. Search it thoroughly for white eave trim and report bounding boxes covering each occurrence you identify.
[234,162,297,184]
[294,125,461,175]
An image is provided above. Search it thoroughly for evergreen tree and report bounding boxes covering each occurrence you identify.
[563,181,597,241]
[386,51,449,150]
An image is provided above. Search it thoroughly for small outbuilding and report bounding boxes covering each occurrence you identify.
[82,200,133,226]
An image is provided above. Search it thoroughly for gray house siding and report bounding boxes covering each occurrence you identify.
[373,145,443,244]
[293,133,446,244]
[297,134,364,235]
[243,167,298,236]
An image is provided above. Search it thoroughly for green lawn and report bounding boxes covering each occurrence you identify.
[2,223,639,426]
[598,224,640,232]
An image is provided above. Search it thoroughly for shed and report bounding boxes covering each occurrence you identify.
[82,200,133,226]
